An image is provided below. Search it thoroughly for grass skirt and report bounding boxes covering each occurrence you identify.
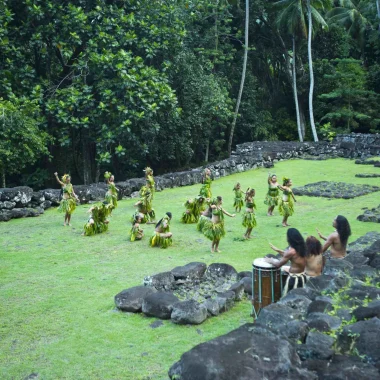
[181,210,197,224]
[264,194,279,207]
[279,200,294,217]
[242,211,257,228]
[105,192,118,208]
[58,198,76,215]
[130,226,143,242]
[83,221,109,236]
[149,232,172,248]
[202,220,225,241]
[233,198,244,209]
[199,184,211,199]
[197,215,210,232]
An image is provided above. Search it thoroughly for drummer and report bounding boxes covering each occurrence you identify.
[265,228,306,296]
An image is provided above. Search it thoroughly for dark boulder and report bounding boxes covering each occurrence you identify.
[278,292,312,315]
[306,312,341,332]
[323,258,353,277]
[353,300,380,321]
[168,324,316,380]
[307,299,334,315]
[141,292,179,319]
[237,271,252,280]
[171,300,208,325]
[336,318,380,368]
[239,277,252,295]
[114,286,157,312]
[302,355,379,379]
[205,263,238,278]
[228,282,245,301]
[171,262,207,280]
[143,271,175,291]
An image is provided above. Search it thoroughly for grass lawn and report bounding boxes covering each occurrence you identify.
[1,158,380,380]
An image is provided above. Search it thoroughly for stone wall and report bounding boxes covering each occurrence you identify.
[1,133,379,222]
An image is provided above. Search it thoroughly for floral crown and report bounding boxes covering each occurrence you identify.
[61,174,70,181]
[143,167,153,174]
[283,176,290,184]
[104,171,112,180]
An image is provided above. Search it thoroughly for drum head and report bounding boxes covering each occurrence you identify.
[253,258,274,269]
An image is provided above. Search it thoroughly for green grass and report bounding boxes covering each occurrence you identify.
[1,158,380,380]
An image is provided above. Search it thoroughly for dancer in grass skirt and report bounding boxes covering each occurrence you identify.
[137,185,155,222]
[54,172,79,226]
[83,202,113,236]
[279,177,296,227]
[130,212,144,242]
[199,168,212,199]
[144,167,155,199]
[181,196,207,224]
[243,188,257,239]
[233,182,245,213]
[264,173,280,216]
[149,212,173,248]
[197,202,213,233]
[203,196,235,253]
[104,172,119,210]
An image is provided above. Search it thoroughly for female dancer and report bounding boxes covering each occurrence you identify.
[233,182,244,213]
[130,212,144,242]
[144,167,155,199]
[279,177,296,227]
[149,212,173,248]
[104,172,119,209]
[181,196,207,224]
[83,202,113,236]
[197,201,213,233]
[265,228,306,295]
[317,215,351,259]
[264,173,280,216]
[242,188,257,239]
[203,196,235,253]
[54,172,79,226]
[199,168,212,199]
[305,236,324,278]
[138,186,155,222]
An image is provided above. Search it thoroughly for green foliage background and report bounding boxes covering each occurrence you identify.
[1,158,380,379]
[1,0,380,187]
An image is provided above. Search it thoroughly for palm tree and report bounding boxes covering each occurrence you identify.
[274,0,330,142]
[228,0,249,157]
[274,0,309,141]
[326,1,373,48]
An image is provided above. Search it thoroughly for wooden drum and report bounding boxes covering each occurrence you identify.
[252,258,282,318]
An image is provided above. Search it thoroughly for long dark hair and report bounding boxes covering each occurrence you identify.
[155,212,172,228]
[287,228,306,257]
[306,236,322,256]
[336,215,351,248]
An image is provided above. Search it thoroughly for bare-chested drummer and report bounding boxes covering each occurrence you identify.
[305,236,324,278]
[316,215,351,259]
[265,228,306,296]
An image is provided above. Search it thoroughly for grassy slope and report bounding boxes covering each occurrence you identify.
[1,158,379,380]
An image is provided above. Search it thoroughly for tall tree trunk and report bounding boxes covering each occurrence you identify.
[298,101,306,139]
[307,0,319,141]
[276,31,307,140]
[228,0,249,157]
[81,129,92,185]
[292,36,303,142]
[376,0,380,31]
[95,161,100,183]
[205,139,209,163]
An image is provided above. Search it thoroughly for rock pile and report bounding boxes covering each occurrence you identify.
[168,232,380,379]
[357,205,380,223]
[115,262,252,325]
[293,181,380,199]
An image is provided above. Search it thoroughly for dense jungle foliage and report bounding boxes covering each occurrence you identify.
[0,0,380,187]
